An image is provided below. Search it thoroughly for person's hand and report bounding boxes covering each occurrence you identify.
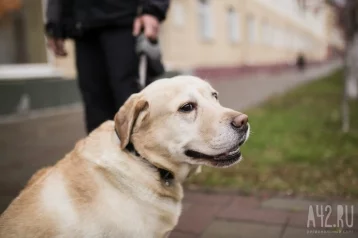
[133,14,160,40]
[47,38,68,57]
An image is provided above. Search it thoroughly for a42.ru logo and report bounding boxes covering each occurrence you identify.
[307,205,354,229]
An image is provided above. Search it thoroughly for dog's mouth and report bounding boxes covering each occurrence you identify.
[184,144,243,167]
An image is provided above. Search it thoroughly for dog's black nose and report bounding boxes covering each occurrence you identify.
[231,114,248,129]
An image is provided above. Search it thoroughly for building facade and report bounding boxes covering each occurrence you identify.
[160,0,344,72]
[0,0,344,79]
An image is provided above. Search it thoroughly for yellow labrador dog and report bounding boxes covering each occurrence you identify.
[0,76,249,238]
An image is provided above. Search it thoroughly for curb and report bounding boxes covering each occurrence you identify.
[0,78,81,116]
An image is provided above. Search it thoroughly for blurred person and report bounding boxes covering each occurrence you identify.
[45,0,169,133]
[296,52,306,72]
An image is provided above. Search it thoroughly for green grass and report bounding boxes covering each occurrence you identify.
[188,69,358,199]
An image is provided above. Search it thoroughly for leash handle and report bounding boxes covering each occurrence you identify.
[138,54,147,90]
[136,31,162,89]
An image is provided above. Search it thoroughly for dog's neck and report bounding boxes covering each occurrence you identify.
[125,141,175,187]
[114,128,175,187]
[124,141,200,185]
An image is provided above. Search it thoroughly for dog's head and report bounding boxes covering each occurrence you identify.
[115,76,249,171]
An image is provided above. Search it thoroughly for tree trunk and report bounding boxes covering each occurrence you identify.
[341,0,358,132]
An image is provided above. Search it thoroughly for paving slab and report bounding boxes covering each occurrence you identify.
[201,220,282,238]
[169,231,197,238]
[289,211,321,228]
[262,198,327,212]
[219,195,260,209]
[0,111,85,213]
[283,227,313,238]
[182,202,192,212]
[175,204,222,234]
[218,207,289,225]
[218,197,288,225]
[183,191,234,206]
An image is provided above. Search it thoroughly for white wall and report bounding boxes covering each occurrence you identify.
[255,0,326,39]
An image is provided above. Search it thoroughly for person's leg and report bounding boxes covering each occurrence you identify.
[100,27,139,112]
[75,33,116,133]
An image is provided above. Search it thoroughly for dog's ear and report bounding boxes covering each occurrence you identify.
[114,93,148,149]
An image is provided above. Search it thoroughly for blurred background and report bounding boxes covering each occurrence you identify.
[1,0,357,237]
[0,0,344,78]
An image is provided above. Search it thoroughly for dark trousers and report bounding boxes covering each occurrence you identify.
[75,27,139,134]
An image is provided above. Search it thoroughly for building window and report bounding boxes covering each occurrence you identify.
[198,0,214,40]
[294,32,300,51]
[262,19,270,45]
[275,27,284,48]
[285,29,292,49]
[246,14,256,44]
[227,7,239,43]
[272,26,280,48]
[172,2,185,27]
[276,27,283,47]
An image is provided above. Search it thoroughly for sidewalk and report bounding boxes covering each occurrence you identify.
[0,60,349,238]
[171,191,358,238]
[208,60,342,112]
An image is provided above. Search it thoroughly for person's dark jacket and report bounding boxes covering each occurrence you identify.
[45,0,170,39]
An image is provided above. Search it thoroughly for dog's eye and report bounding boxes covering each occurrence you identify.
[212,92,218,100]
[179,103,196,112]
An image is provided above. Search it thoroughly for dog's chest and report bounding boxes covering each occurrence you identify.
[92,184,182,237]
